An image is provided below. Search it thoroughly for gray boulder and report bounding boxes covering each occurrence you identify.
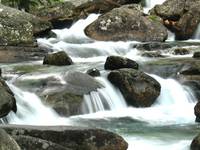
[191,133,200,150]
[85,4,168,42]
[108,68,161,107]
[0,79,17,118]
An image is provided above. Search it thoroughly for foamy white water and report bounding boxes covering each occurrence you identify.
[5,83,71,125]
[82,76,127,113]
[144,0,166,13]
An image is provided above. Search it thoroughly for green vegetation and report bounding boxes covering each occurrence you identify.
[1,0,63,12]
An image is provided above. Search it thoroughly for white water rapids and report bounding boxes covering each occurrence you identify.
[2,0,200,150]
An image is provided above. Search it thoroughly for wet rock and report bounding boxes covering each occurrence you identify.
[44,91,83,117]
[141,51,164,58]
[43,71,103,116]
[2,125,128,150]
[105,56,139,70]
[108,68,161,107]
[191,132,200,150]
[173,48,190,55]
[151,0,200,40]
[86,68,101,77]
[193,52,200,58]
[180,66,200,75]
[0,68,1,77]
[0,78,17,118]
[43,51,73,66]
[13,135,71,150]
[31,2,75,29]
[64,71,103,95]
[0,4,51,44]
[0,129,21,150]
[194,101,200,122]
[0,46,49,63]
[135,42,172,51]
[85,4,168,42]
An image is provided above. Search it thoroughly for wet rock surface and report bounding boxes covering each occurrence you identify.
[108,68,161,107]
[1,125,128,150]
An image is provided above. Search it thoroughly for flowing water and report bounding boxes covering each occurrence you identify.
[1,0,200,149]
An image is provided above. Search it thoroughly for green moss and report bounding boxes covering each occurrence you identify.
[148,15,160,22]
[13,65,46,74]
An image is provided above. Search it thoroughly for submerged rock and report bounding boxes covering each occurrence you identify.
[43,51,73,66]
[0,129,21,150]
[0,79,17,118]
[108,68,161,107]
[141,51,164,58]
[86,68,101,77]
[43,71,103,116]
[105,56,139,70]
[191,133,200,150]
[193,52,200,58]
[85,4,168,42]
[173,48,190,55]
[2,125,128,150]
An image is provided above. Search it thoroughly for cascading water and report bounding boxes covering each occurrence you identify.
[3,82,72,125]
[144,0,166,13]
[194,23,200,39]
[82,76,127,113]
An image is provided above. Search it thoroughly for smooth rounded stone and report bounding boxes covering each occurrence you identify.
[193,52,200,58]
[85,4,168,42]
[0,129,21,150]
[64,71,103,95]
[0,78,17,118]
[108,68,161,107]
[141,51,164,58]
[191,133,200,150]
[13,135,71,150]
[172,48,190,55]
[2,125,128,150]
[195,101,200,122]
[43,51,73,66]
[86,68,101,77]
[104,56,139,70]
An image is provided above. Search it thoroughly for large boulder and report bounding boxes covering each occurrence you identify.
[151,0,200,40]
[85,4,168,42]
[0,79,17,118]
[191,133,200,150]
[43,51,73,66]
[104,56,139,70]
[0,129,21,150]
[108,68,161,107]
[0,4,51,46]
[2,125,128,150]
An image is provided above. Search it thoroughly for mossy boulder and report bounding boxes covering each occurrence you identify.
[85,4,168,42]
[0,4,51,46]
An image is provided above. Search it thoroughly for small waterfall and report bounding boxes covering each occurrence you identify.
[3,83,71,125]
[81,76,127,113]
[144,0,166,13]
[79,75,196,125]
[194,23,200,39]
